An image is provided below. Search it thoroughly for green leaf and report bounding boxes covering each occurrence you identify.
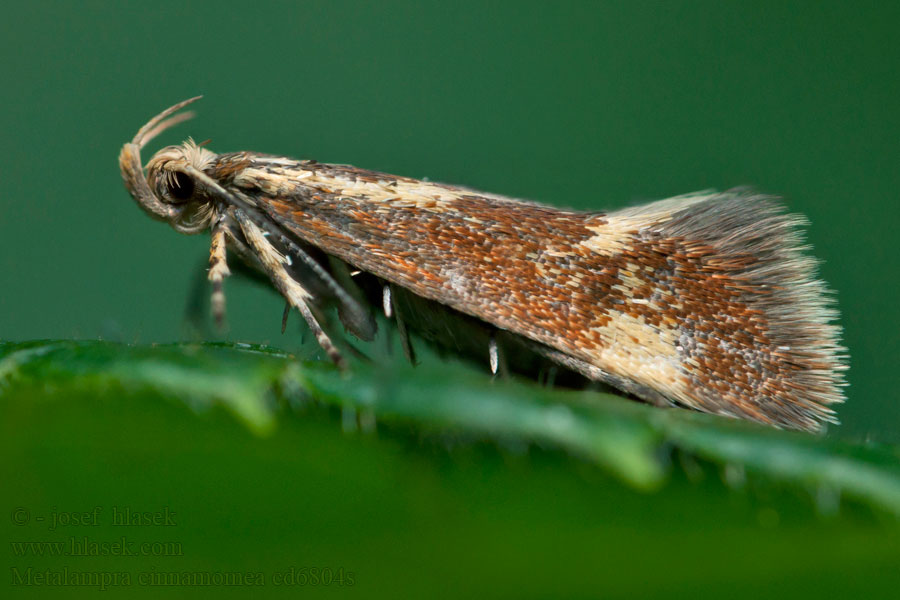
[2,339,898,516]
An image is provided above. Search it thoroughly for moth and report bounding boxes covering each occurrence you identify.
[120,97,846,432]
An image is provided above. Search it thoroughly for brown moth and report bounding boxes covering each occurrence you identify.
[120,97,847,432]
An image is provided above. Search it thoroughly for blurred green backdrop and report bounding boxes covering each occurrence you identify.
[2,1,900,597]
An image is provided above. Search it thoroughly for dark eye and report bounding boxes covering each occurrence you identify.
[168,171,195,202]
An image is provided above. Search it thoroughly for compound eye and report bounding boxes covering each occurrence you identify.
[167,171,195,202]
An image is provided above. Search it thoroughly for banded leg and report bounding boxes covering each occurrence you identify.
[208,216,231,329]
[233,209,347,369]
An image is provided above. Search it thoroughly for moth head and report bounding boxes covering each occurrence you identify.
[143,141,217,234]
[119,96,215,234]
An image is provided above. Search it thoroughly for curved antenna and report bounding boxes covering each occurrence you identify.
[133,95,203,147]
[119,96,203,222]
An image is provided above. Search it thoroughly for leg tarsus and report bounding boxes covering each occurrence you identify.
[281,302,291,334]
[295,300,347,370]
[390,284,417,365]
[489,334,499,376]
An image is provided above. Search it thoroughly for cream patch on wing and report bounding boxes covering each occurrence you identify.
[587,312,693,406]
[579,192,721,255]
[234,165,475,213]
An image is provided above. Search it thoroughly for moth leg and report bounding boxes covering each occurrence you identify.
[184,258,212,338]
[185,165,375,342]
[488,333,512,380]
[388,283,417,365]
[377,285,396,357]
[281,302,291,334]
[541,366,558,388]
[382,285,392,318]
[208,216,231,329]
[489,335,500,376]
[233,209,347,369]
[295,300,347,369]
[327,256,377,340]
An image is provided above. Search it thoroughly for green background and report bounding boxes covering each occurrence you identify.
[2,1,899,597]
